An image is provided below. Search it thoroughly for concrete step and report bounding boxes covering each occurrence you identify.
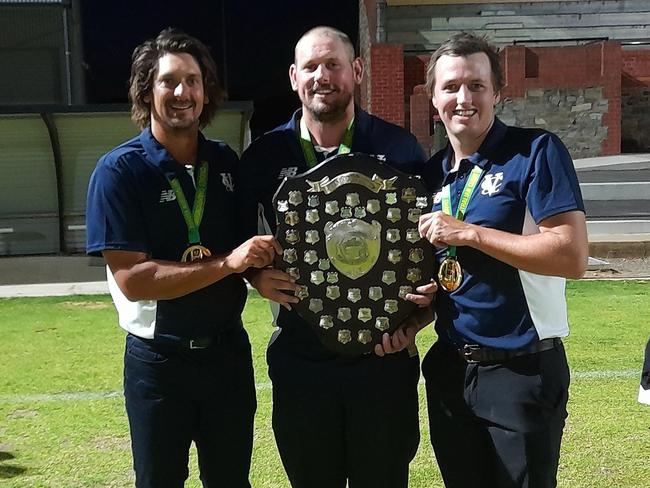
[588,239,650,259]
[584,201,650,219]
[587,219,650,234]
[580,181,650,201]
[577,168,650,182]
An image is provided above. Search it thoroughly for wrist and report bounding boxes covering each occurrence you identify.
[244,267,263,287]
[463,224,481,247]
[219,253,238,276]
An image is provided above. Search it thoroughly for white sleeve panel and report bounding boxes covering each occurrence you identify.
[106,265,157,339]
[518,207,569,339]
[258,202,273,235]
[518,269,569,339]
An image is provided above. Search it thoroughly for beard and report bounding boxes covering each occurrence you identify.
[165,117,200,131]
[304,90,353,123]
[151,103,202,133]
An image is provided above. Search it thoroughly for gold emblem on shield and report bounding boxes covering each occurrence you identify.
[324,219,381,280]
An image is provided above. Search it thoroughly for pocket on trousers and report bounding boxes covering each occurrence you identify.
[125,335,169,364]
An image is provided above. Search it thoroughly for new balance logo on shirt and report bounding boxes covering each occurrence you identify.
[278,167,298,179]
[159,190,176,202]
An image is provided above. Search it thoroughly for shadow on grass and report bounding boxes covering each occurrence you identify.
[0,465,27,478]
[0,451,27,479]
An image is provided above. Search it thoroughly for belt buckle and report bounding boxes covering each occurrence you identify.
[189,339,206,350]
[462,344,481,363]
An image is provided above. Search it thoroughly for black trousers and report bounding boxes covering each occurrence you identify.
[124,329,256,488]
[267,325,421,488]
[422,339,570,488]
[640,336,650,405]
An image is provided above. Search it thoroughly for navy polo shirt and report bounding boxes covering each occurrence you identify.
[238,107,427,353]
[86,127,247,341]
[425,117,585,350]
[238,107,427,239]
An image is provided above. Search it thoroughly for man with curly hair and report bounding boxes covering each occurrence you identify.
[86,28,279,487]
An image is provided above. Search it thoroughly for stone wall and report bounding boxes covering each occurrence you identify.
[621,86,650,152]
[500,43,621,155]
[496,88,609,158]
[621,48,650,152]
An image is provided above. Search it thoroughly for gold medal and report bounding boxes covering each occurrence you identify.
[438,257,462,292]
[181,244,212,262]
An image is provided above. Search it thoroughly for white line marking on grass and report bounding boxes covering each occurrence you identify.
[0,371,639,404]
[0,391,122,403]
[572,370,638,379]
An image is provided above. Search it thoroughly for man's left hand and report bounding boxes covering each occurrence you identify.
[374,282,437,357]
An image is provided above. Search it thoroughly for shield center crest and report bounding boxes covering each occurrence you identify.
[324,219,381,279]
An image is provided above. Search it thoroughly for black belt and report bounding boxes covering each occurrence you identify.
[459,337,561,364]
[185,337,214,349]
[146,325,242,350]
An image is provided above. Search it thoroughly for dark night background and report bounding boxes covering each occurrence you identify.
[80,0,359,137]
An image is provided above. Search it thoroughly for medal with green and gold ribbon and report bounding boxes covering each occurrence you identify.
[167,161,212,262]
[438,165,484,292]
[298,116,354,168]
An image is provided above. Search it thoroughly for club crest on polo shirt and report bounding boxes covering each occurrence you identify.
[481,172,504,197]
[159,189,176,203]
[220,172,235,192]
[278,166,299,179]
[433,191,442,204]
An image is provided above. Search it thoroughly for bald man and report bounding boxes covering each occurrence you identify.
[238,26,433,488]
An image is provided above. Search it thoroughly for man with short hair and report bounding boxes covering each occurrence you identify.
[86,28,279,488]
[238,26,434,488]
[418,32,589,487]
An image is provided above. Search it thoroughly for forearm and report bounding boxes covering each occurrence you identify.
[106,235,279,301]
[464,221,588,278]
[112,254,237,301]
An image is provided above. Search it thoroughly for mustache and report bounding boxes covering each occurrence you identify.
[311,83,337,93]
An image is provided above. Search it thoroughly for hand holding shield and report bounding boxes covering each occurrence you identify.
[273,153,436,356]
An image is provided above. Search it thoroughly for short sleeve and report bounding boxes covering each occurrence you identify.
[525,133,585,224]
[85,156,149,256]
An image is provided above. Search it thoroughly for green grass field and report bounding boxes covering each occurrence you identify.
[0,280,648,487]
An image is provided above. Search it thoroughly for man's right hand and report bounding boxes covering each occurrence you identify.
[225,235,282,274]
[249,268,299,310]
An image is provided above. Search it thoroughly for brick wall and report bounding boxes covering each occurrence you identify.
[370,43,405,126]
[404,55,428,102]
[500,42,621,156]
[358,0,375,111]
[409,85,432,154]
[402,41,623,156]
[622,49,650,82]
[360,0,408,127]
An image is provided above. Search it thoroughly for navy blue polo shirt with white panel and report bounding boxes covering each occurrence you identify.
[238,107,427,348]
[425,117,585,350]
[86,127,246,342]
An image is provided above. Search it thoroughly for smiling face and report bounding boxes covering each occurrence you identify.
[146,52,207,135]
[431,52,500,153]
[289,32,362,123]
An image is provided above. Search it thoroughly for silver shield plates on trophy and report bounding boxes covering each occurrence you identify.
[272,153,434,356]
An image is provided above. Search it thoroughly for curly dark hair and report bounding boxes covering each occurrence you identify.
[425,32,504,97]
[128,28,224,129]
